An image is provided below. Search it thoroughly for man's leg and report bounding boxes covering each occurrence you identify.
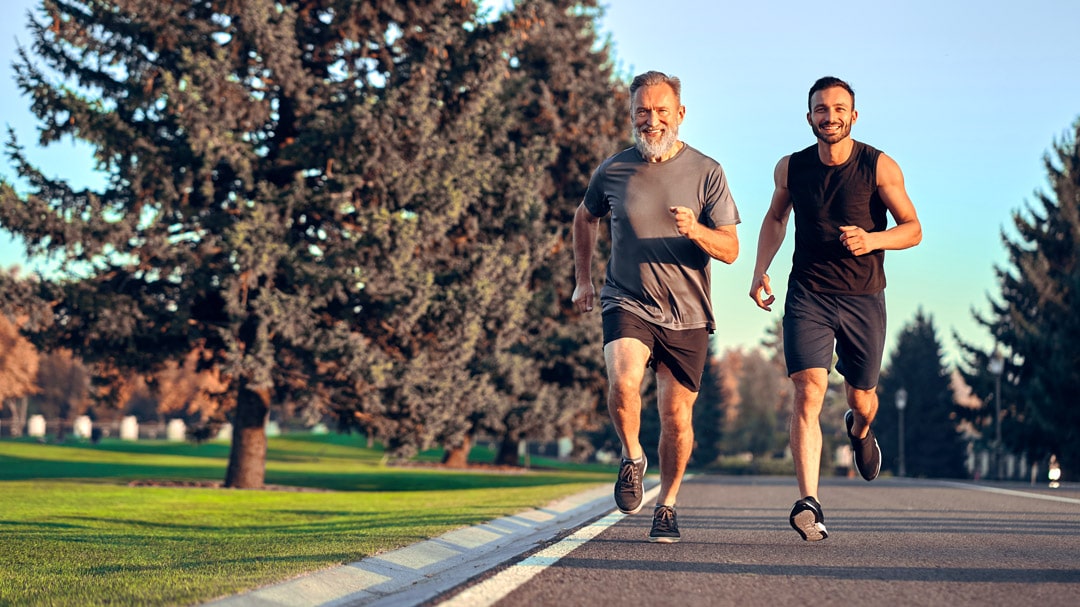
[604,334,643,457]
[845,382,882,481]
[654,364,698,507]
[604,337,651,515]
[789,368,830,500]
[788,367,831,541]
[603,337,651,460]
[845,383,879,438]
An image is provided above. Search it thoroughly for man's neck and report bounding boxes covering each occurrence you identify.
[816,138,855,166]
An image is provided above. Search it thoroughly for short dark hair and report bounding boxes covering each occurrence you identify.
[808,76,854,111]
[630,71,681,106]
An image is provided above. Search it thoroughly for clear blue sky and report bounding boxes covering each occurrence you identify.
[594,0,1080,367]
[2,0,1079,368]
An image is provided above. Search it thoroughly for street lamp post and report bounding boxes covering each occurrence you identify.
[988,349,1005,480]
[895,387,907,477]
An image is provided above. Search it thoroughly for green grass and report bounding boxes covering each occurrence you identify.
[0,435,609,606]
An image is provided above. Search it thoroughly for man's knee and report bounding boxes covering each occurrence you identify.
[791,369,828,402]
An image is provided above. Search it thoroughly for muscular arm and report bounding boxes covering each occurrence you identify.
[839,153,923,255]
[571,202,601,313]
[749,156,794,311]
[670,206,738,264]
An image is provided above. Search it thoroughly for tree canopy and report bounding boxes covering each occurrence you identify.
[0,0,629,484]
[880,310,967,479]
[959,118,1080,480]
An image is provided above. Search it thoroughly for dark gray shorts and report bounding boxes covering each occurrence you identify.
[602,309,709,393]
[782,280,886,390]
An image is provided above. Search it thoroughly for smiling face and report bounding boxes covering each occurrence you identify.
[631,82,685,162]
[808,85,857,144]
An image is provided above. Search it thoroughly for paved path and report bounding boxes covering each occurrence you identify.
[208,475,1080,607]
[440,476,1080,607]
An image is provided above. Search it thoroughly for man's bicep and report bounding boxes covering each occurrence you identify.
[877,155,918,223]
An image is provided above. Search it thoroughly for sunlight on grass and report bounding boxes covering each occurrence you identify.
[0,435,609,606]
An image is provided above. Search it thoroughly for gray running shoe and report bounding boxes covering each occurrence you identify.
[614,455,647,514]
[648,505,680,543]
[846,410,881,481]
[789,496,828,541]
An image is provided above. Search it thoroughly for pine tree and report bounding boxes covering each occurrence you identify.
[465,0,630,465]
[959,119,1080,480]
[691,343,728,467]
[880,310,966,478]
[0,0,531,484]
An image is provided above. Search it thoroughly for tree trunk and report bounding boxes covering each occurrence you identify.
[495,437,522,467]
[441,435,472,468]
[4,397,28,438]
[224,383,270,488]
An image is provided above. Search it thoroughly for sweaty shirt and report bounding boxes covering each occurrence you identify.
[583,144,740,331]
[787,140,887,294]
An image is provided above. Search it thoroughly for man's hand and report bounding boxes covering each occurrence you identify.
[572,283,595,313]
[670,206,697,239]
[839,225,875,256]
[750,273,775,311]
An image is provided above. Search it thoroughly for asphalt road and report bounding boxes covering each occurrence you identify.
[435,475,1080,607]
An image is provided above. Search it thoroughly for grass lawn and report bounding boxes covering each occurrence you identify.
[0,434,609,606]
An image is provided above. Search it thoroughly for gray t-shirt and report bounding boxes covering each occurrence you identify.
[583,144,740,331]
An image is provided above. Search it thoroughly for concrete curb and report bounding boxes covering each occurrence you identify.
[203,480,658,607]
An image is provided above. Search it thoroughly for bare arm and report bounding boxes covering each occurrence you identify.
[571,202,601,313]
[750,156,794,312]
[670,206,739,264]
[839,153,923,255]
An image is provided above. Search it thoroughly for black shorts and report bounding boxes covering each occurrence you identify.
[782,280,886,390]
[602,309,710,392]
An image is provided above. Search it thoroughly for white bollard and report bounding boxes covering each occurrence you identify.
[557,437,573,460]
[166,418,187,442]
[120,416,139,441]
[73,415,93,439]
[27,414,47,438]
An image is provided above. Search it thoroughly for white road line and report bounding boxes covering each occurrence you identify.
[939,481,1080,505]
[437,484,662,607]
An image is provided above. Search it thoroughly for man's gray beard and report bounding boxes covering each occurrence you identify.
[634,125,679,160]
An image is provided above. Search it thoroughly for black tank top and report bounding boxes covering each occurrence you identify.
[787,140,887,294]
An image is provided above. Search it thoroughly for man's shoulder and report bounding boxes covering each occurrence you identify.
[791,143,818,159]
[600,146,640,167]
[677,143,725,170]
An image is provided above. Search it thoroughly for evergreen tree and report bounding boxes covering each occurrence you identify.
[691,343,726,467]
[0,0,532,484]
[880,310,966,478]
[465,0,630,465]
[959,119,1080,480]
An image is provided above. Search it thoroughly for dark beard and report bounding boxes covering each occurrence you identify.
[813,121,852,144]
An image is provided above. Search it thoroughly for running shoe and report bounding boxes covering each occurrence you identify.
[846,409,881,481]
[614,454,647,514]
[648,505,680,543]
[789,496,828,541]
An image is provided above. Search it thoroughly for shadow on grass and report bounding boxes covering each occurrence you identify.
[0,448,606,492]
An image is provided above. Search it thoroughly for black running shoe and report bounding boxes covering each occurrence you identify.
[648,505,680,543]
[789,496,828,541]
[614,455,647,514]
[846,410,881,481]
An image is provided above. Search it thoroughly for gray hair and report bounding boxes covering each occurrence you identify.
[629,71,681,106]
